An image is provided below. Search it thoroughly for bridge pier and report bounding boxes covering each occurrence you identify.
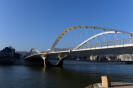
[56,53,68,67]
[41,53,68,68]
[41,54,53,68]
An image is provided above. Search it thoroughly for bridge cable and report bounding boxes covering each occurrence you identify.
[115,31,118,47]
[130,34,132,44]
[102,29,105,48]
[95,28,99,48]
[80,28,83,49]
[104,30,107,47]
[74,29,78,50]
[64,35,67,48]
[87,28,91,49]
[93,28,96,49]
[85,28,89,49]
[69,30,72,49]
[67,31,70,49]
[71,30,75,50]
[107,33,110,47]
[122,33,124,46]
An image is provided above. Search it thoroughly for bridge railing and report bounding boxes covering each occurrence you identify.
[51,37,133,52]
[77,37,133,50]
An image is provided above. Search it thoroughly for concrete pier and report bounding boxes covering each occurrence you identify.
[101,76,111,87]
[41,54,53,68]
[56,53,68,67]
[93,82,133,88]
[24,52,68,68]
[85,76,133,88]
[41,53,68,68]
[86,82,133,88]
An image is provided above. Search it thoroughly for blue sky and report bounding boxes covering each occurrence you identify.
[0,0,133,51]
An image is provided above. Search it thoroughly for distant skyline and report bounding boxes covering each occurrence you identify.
[0,0,133,51]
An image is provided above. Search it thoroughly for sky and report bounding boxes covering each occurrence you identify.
[0,0,133,51]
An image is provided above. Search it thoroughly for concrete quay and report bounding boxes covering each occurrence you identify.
[86,82,133,88]
[85,76,133,88]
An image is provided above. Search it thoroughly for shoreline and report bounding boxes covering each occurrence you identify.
[0,59,133,65]
[52,60,133,65]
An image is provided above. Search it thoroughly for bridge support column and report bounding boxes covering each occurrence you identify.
[56,53,68,67]
[41,53,68,68]
[41,54,53,68]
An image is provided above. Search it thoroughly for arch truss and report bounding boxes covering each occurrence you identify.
[51,26,133,52]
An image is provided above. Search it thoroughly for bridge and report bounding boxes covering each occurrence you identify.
[24,26,133,67]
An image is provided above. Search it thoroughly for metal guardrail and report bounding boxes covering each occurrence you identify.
[52,38,133,52]
[78,37,133,49]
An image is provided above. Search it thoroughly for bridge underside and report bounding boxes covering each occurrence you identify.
[49,46,133,59]
[24,53,68,67]
[71,46,133,56]
[24,46,133,67]
[24,55,44,66]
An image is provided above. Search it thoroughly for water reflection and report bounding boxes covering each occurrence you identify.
[26,65,101,88]
[0,64,133,88]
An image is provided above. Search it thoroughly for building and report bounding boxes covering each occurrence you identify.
[0,46,16,64]
[0,46,15,58]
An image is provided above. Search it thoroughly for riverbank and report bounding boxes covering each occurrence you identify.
[63,60,132,65]
[86,82,133,88]
[1,59,133,65]
[85,75,133,88]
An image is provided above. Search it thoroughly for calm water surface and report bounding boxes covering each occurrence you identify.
[0,64,133,88]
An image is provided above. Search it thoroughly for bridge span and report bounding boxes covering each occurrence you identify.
[24,26,133,67]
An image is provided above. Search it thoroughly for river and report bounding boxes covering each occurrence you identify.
[0,63,133,88]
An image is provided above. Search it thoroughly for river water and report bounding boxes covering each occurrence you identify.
[0,63,133,88]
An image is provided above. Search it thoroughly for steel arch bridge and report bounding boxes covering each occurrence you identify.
[25,26,133,67]
[50,26,133,53]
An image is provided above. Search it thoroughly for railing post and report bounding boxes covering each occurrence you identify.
[86,43,88,49]
[114,39,115,47]
[122,33,124,46]
[130,34,132,44]
[107,41,108,48]
[114,31,117,47]
[101,42,102,48]
[93,28,97,49]
[88,41,91,50]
